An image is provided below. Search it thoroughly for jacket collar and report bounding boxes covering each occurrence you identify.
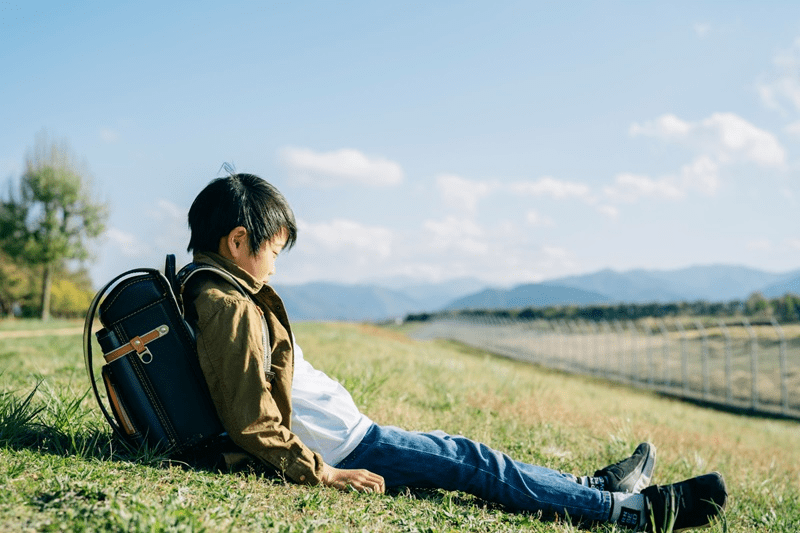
[192,252,265,295]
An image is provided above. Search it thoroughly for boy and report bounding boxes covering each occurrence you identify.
[183,173,727,531]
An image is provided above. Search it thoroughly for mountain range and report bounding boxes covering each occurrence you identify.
[273,265,800,321]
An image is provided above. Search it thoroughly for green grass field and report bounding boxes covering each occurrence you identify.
[0,319,798,532]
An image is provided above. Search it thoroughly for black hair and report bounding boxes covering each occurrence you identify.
[187,173,297,255]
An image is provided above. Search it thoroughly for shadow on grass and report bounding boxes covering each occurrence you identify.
[0,381,281,480]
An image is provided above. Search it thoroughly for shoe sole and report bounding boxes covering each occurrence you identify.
[615,442,657,493]
[631,442,656,494]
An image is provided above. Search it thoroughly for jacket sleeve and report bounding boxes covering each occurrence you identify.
[194,292,325,484]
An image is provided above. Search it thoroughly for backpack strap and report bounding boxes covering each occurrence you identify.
[165,254,178,295]
[178,261,274,382]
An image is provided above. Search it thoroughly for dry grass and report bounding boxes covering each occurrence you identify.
[0,320,798,531]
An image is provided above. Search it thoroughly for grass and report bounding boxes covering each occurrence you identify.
[0,320,798,531]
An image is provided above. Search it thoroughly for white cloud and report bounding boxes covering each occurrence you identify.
[787,238,800,250]
[423,216,488,255]
[605,155,721,203]
[605,172,684,203]
[630,113,691,139]
[630,112,785,167]
[694,23,711,38]
[781,187,796,206]
[595,204,619,219]
[99,199,190,275]
[105,227,151,258]
[151,199,190,252]
[616,112,785,205]
[436,174,495,213]
[538,245,578,271]
[100,128,119,143]
[509,176,591,200]
[747,239,772,252]
[679,155,720,195]
[757,37,800,113]
[435,174,594,218]
[708,113,785,166]
[785,120,800,137]
[298,218,393,258]
[281,147,403,187]
[525,209,555,227]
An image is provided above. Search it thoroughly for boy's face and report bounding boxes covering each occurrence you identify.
[224,227,288,283]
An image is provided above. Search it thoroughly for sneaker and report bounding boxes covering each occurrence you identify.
[641,471,727,532]
[595,442,657,493]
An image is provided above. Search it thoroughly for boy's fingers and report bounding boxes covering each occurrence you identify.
[322,465,385,493]
[351,470,385,493]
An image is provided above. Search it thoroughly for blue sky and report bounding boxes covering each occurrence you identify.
[3,1,800,288]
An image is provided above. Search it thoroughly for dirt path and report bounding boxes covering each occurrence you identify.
[0,327,84,339]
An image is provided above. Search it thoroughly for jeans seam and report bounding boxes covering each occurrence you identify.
[371,434,608,518]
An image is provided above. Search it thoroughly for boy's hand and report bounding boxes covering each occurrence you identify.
[321,463,385,493]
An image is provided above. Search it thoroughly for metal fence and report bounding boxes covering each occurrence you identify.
[410,315,800,420]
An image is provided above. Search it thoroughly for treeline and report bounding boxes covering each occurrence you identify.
[0,251,95,318]
[405,292,800,324]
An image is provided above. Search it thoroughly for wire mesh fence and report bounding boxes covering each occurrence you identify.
[410,315,800,420]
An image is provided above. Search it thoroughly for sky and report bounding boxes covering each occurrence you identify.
[2,1,800,289]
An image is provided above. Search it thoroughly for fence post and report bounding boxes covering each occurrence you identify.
[642,321,654,387]
[674,319,689,397]
[588,320,599,376]
[742,318,759,411]
[717,320,733,404]
[580,319,591,373]
[600,320,611,379]
[627,320,638,384]
[559,320,569,370]
[614,320,625,382]
[694,320,709,400]
[657,319,670,388]
[551,320,563,369]
[567,320,579,370]
[770,317,788,415]
[579,320,589,372]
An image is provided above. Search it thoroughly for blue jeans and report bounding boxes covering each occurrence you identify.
[335,424,611,521]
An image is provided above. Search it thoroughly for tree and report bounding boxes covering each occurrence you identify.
[744,291,771,318]
[0,251,29,316]
[0,133,107,320]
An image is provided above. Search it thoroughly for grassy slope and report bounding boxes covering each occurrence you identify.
[0,321,798,532]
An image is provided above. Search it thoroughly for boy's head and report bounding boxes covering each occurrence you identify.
[187,173,297,257]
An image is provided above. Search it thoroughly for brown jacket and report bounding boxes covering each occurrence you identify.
[184,252,324,484]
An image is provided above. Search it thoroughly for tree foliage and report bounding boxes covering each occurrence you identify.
[0,251,29,316]
[0,133,107,319]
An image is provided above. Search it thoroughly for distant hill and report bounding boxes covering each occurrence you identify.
[760,271,800,298]
[444,283,612,311]
[271,264,800,321]
[272,277,485,321]
[272,282,418,321]
[550,265,792,303]
[361,276,487,311]
[544,269,685,303]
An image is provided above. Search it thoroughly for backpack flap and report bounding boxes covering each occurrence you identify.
[95,270,224,452]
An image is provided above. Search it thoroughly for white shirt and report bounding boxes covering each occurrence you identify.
[290,342,373,465]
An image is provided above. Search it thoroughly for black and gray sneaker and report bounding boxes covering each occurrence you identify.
[594,442,657,493]
[641,471,727,532]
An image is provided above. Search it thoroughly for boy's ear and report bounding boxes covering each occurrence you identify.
[219,226,249,259]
